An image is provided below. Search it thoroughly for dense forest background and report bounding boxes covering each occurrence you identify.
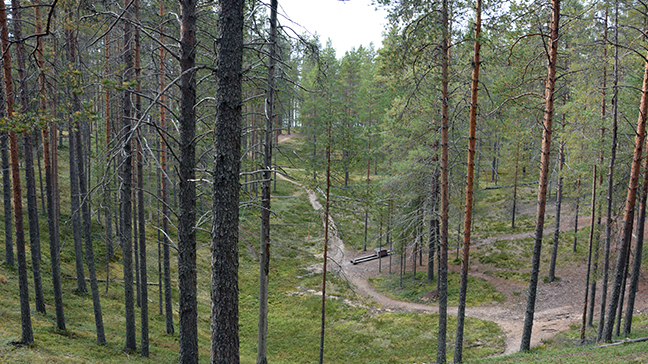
[2,0,648,363]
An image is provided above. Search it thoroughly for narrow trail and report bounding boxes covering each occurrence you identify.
[275,134,623,357]
[277,172,586,356]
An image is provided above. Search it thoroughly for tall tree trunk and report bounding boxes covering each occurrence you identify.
[598,2,618,341]
[211,0,243,362]
[1,130,11,267]
[9,134,33,344]
[11,0,45,312]
[137,133,148,356]
[590,10,608,328]
[0,1,31,342]
[428,166,439,282]
[65,12,87,294]
[35,1,64,327]
[601,43,648,343]
[437,0,450,360]
[133,0,147,356]
[512,143,520,229]
[76,109,106,344]
[581,165,597,342]
[520,0,560,351]
[69,124,87,293]
[573,178,581,252]
[177,0,198,362]
[623,140,648,335]
[258,1,277,362]
[158,0,174,335]
[104,31,114,261]
[614,242,630,337]
[121,0,136,350]
[455,3,481,360]
[549,139,565,281]
[64,6,105,342]
[319,102,333,364]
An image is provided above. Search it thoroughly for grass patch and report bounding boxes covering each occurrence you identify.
[467,314,648,364]
[368,271,504,307]
[484,270,530,283]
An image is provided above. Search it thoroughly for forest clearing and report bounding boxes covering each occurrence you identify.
[2,0,648,363]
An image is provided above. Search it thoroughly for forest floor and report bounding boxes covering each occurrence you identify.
[276,133,648,358]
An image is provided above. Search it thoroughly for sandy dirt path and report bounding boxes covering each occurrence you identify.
[275,135,636,356]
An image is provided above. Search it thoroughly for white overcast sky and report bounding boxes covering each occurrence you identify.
[276,0,390,56]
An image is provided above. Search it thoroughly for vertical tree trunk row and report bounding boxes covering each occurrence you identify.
[12,0,45,312]
[601,41,648,343]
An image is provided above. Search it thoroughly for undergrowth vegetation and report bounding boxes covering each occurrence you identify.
[0,134,506,363]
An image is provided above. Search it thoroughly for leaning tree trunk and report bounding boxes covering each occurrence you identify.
[211,0,244,363]
[623,139,648,335]
[454,1,481,361]
[257,1,277,363]
[520,0,560,351]
[601,43,648,343]
[437,0,450,360]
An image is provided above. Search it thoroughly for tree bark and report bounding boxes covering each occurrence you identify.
[258,1,277,362]
[177,0,198,363]
[573,179,581,252]
[437,0,450,360]
[1,130,11,267]
[1,2,31,342]
[35,1,65,328]
[211,0,244,362]
[549,138,565,282]
[520,0,560,351]
[455,3,481,361]
[598,2,618,341]
[590,9,608,329]
[64,5,106,343]
[623,140,648,335]
[121,0,136,350]
[11,0,45,312]
[581,165,597,342]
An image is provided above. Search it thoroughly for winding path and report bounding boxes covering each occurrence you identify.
[276,133,600,356]
[282,176,582,356]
